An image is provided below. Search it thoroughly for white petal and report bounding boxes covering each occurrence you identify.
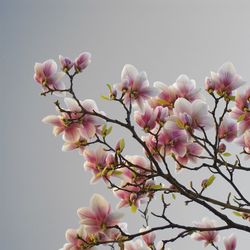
[121,64,138,81]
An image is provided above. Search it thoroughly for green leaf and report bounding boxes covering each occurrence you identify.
[106,126,112,136]
[176,119,185,129]
[107,170,114,176]
[206,175,216,187]
[101,95,110,100]
[172,193,176,200]
[119,138,125,151]
[113,170,123,176]
[101,124,107,136]
[106,83,112,93]
[150,184,162,190]
[237,113,246,123]
[223,152,231,157]
[228,96,235,101]
[233,211,242,217]
[130,203,137,213]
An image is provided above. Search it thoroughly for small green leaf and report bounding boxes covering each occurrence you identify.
[107,170,114,176]
[150,184,162,190]
[176,119,185,129]
[106,83,112,93]
[206,175,216,187]
[130,203,137,213]
[106,126,112,136]
[119,138,125,151]
[237,113,246,122]
[223,152,231,157]
[101,124,107,136]
[228,96,235,101]
[233,211,242,217]
[101,95,110,100]
[172,193,176,200]
[113,170,123,176]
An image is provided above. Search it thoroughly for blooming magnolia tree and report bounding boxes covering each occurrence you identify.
[34,52,250,250]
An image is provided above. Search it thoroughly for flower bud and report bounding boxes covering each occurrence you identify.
[59,55,74,72]
[74,52,91,72]
[219,143,226,153]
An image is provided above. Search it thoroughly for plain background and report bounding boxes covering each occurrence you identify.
[1,0,250,249]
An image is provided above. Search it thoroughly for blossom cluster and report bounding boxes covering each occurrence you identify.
[34,52,250,249]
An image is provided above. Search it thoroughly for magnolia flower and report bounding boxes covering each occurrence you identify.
[235,130,250,159]
[62,227,97,250]
[83,147,108,183]
[59,55,74,72]
[139,227,156,247]
[153,82,177,110]
[121,155,152,184]
[207,62,245,96]
[77,194,123,237]
[155,106,169,125]
[62,136,88,155]
[191,218,220,247]
[173,74,201,102]
[114,185,145,211]
[42,113,80,142]
[223,234,237,250]
[142,134,161,161]
[173,97,213,130]
[116,64,157,110]
[176,142,203,167]
[158,121,188,157]
[74,52,91,72]
[64,97,103,139]
[218,118,237,142]
[34,59,65,92]
[124,239,146,250]
[230,89,250,134]
[134,105,158,131]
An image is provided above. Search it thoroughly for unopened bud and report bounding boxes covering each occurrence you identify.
[219,143,226,153]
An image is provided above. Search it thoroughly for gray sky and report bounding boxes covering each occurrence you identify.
[1,0,250,249]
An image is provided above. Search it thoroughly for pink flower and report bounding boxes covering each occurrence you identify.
[218,118,237,142]
[158,121,188,157]
[116,64,157,110]
[74,52,91,72]
[155,106,169,126]
[142,134,161,161]
[153,82,177,110]
[34,59,65,92]
[64,97,104,139]
[62,227,97,250]
[176,142,203,167]
[77,194,123,237]
[114,185,145,210]
[236,130,250,159]
[59,55,74,72]
[191,218,220,247]
[139,227,156,247]
[205,76,215,93]
[83,147,108,183]
[121,155,152,184]
[173,74,201,102]
[42,113,80,142]
[173,97,213,130]
[207,62,245,96]
[134,105,158,131]
[223,234,237,250]
[62,136,88,155]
